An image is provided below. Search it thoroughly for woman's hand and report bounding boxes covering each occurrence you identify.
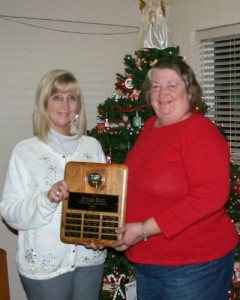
[112,218,162,252]
[47,180,69,203]
[83,240,105,250]
[111,222,143,252]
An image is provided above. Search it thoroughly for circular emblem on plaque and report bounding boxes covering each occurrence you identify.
[87,172,103,188]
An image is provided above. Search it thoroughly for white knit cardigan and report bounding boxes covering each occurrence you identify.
[0,135,107,279]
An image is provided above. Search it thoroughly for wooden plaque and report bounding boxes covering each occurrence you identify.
[61,162,128,247]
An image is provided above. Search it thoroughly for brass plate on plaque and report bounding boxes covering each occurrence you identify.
[60,162,128,247]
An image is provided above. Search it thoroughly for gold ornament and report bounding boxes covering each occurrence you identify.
[139,0,147,11]
[161,0,165,17]
[139,0,165,17]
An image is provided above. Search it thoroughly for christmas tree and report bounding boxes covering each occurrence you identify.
[227,161,240,299]
[87,1,240,299]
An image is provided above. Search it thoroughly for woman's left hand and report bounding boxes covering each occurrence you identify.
[111,222,143,252]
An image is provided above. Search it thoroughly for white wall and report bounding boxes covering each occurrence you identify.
[1,0,240,299]
[168,0,240,69]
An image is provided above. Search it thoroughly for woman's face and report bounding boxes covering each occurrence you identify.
[47,91,79,135]
[150,68,191,126]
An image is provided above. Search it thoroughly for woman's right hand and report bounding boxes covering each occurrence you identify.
[112,222,143,252]
[47,180,69,204]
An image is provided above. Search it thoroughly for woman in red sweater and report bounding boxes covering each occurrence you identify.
[112,59,238,300]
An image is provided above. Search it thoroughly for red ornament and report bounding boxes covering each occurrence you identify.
[234,179,240,195]
[97,123,105,134]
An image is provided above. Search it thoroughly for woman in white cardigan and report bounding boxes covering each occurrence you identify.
[0,69,107,300]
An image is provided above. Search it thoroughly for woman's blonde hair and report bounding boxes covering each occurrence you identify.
[33,69,86,142]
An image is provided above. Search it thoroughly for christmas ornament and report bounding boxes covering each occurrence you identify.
[122,115,129,123]
[234,179,240,195]
[102,276,116,294]
[130,89,140,101]
[106,153,112,164]
[97,113,105,124]
[234,262,240,282]
[107,274,126,300]
[115,89,122,100]
[133,111,142,128]
[150,59,158,66]
[125,280,137,300]
[118,75,134,93]
[97,113,105,134]
[105,118,110,129]
[124,77,134,90]
[137,0,173,50]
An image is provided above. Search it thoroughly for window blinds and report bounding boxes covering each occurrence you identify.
[199,34,240,163]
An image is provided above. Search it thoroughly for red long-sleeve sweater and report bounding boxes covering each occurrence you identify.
[125,112,238,266]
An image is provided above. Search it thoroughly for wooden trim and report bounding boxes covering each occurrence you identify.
[0,249,10,300]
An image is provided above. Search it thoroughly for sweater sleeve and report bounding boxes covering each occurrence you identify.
[156,134,231,240]
[0,149,59,231]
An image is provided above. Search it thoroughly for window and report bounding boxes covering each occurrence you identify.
[196,24,240,163]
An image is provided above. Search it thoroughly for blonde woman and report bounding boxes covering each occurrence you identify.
[0,69,107,300]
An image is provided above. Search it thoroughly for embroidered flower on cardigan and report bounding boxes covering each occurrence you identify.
[83,152,93,161]
[41,253,58,270]
[25,249,37,264]
[40,154,59,187]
